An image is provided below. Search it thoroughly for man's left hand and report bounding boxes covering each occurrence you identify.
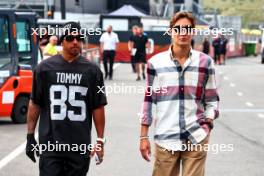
[90,142,104,165]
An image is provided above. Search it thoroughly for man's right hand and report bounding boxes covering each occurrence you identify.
[140,138,151,162]
[26,133,39,163]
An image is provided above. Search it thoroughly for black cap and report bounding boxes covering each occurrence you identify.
[60,21,83,42]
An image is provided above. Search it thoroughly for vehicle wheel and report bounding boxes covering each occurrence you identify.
[11,96,29,124]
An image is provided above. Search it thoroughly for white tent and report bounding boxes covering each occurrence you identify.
[108,5,147,17]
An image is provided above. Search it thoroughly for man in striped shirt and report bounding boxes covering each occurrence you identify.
[139,12,219,176]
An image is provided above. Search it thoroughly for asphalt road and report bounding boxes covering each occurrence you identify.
[0,56,264,176]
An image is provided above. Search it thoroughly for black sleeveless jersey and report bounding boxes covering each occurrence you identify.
[31,54,107,146]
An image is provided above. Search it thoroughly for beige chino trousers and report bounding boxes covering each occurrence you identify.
[152,135,210,176]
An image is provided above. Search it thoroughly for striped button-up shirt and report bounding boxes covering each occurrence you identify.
[140,47,219,151]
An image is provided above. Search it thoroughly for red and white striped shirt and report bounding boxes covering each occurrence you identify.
[140,47,219,151]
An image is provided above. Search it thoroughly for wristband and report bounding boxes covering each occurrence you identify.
[27,133,35,140]
[140,136,149,140]
[96,137,106,144]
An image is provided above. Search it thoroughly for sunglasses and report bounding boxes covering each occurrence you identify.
[64,35,84,42]
[172,25,194,34]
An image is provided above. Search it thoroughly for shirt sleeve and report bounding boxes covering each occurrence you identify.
[99,33,104,43]
[129,35,134,42]
[145,35,149,45]
[115,34,119,43]
[30,66,43,106]
[140,61,156,126]
[204,59,220,120]
[43,44,50,55]
[91,67,107,110]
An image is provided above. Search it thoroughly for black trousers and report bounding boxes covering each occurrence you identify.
[103,50,116,78]
[262,48,264,64]
[214,52,220,63]
[39,152,90,176]
[131,55,136,72]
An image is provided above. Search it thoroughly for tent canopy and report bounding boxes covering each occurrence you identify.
[108,5,147,17]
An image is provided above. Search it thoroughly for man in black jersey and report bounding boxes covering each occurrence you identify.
[26,22,107,176]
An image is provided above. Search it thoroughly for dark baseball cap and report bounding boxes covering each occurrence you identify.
[60,21,84,42]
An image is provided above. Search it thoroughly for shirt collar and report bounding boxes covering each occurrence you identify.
[169,45,193,62]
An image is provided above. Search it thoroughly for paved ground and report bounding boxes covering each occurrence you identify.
[0,56,264,176]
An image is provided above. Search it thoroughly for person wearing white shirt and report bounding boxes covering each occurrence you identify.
[99,25,119,80]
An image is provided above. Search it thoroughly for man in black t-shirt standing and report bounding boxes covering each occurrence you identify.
[129,23,150,81]
[128,25,139,73]
[202,37,210,55]
[26,22,107,176]
[219,34,228,65]
[212,36,221,64]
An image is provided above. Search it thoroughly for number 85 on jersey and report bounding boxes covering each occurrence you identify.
[49,85,88,121]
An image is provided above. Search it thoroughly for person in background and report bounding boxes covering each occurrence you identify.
[261,45,264,64]
[39,27,49,47]
[212,36,221,64]
[202,37,210,55]
[129,23,150,81]
[100,25,119,80]
[191,38,195,48]
[128,25,139,73]
[43,35,58,58]
[219,34,228,65]
[257,38,262,56]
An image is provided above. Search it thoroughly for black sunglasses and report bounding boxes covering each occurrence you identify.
[172,25,194,34]
[64,35,84,42]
